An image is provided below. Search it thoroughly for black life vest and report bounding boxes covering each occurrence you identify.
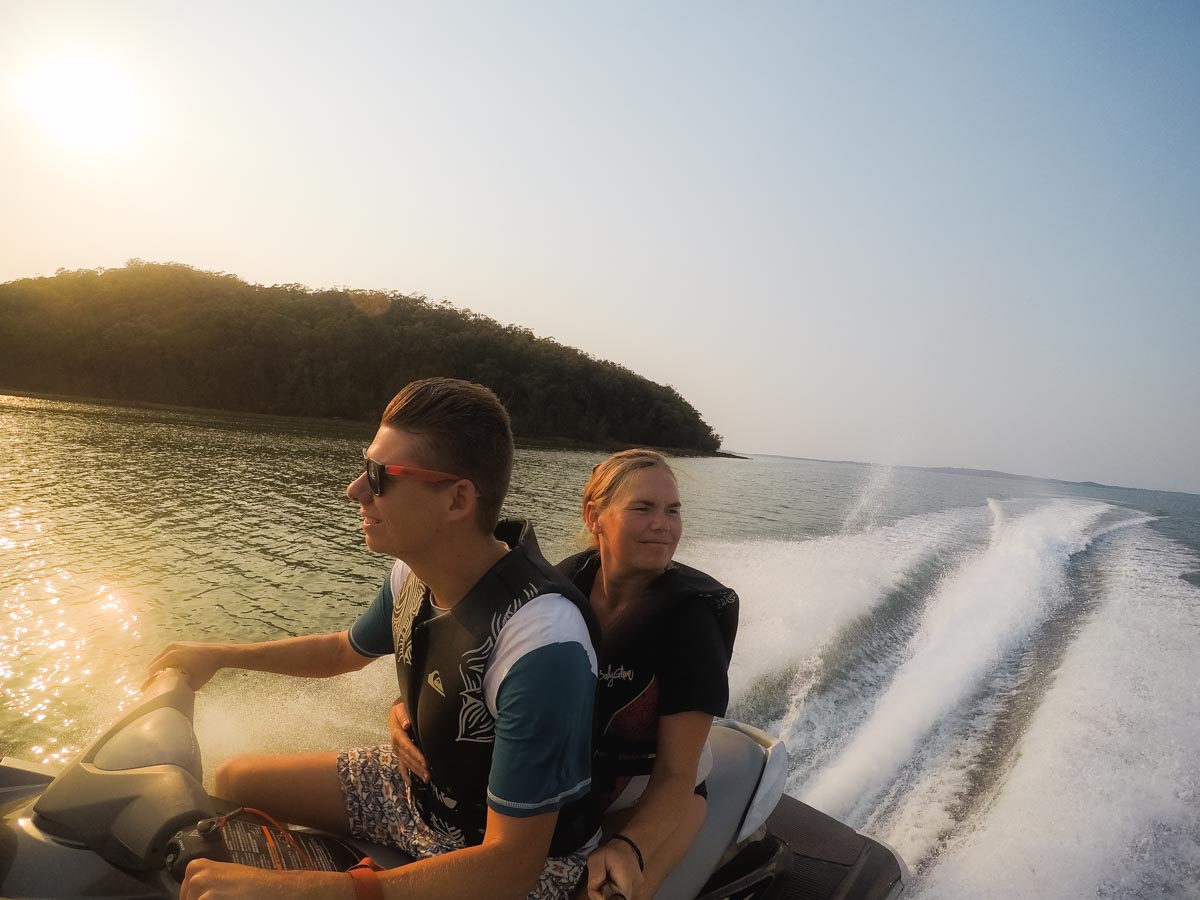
[557,549,738,676]
[557,549,739,804]
[392,519,599,856]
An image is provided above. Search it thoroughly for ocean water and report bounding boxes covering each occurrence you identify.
[2,393,1199,897]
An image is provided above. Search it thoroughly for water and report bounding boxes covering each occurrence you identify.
[2,393,1198,897]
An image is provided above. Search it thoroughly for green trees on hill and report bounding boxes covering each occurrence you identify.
[0,262,722,452]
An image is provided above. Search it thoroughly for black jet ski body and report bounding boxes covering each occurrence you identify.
[0,671,906,899]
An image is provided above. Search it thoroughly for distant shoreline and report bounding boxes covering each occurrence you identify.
[8,389,1191,487]
[0,388,748,460]
[749,452,1197,499]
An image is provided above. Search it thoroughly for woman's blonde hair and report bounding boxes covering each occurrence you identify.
[579,449,676,548]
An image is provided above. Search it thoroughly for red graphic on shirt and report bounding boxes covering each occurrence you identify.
[606,676,659,740]
[601,676,658,808]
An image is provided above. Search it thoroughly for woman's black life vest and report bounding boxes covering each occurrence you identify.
[391,519,599,856]
[556,549,739,806]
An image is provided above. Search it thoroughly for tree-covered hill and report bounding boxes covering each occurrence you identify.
[0,262,722,452]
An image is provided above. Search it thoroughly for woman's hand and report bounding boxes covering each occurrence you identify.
[145,642,226,691]
[389,698,429,785]
[586,839,643,900]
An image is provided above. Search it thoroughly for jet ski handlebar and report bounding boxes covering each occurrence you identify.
[32,663,213,871]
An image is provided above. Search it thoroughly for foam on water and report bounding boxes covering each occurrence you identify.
[841,464,896,532]
[194,664,399,789]
[797,500,1111,822]
[912,523,1200,899]
[684,503,989,705]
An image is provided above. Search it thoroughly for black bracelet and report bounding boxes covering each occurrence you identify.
[609,833,644,872]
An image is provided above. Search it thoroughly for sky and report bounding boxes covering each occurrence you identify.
[1,1,1198,493]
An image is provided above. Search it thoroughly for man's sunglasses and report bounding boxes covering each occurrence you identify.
[362,449,465,496]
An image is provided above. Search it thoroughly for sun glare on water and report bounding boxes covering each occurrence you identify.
[10,54,144,153]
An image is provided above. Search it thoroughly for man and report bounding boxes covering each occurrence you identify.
[149,378,598,899]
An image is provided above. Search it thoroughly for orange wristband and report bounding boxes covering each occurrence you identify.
[348,866,384,900]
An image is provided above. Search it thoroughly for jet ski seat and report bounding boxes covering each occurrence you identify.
[655,722,775,900]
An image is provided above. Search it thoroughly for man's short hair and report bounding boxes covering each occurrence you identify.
[382,378,513,531]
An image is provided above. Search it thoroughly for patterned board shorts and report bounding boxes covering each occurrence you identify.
[337,745,589,900]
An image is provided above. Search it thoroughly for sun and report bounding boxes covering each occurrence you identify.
[11,54,144,153]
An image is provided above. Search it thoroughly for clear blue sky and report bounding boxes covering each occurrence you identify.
[2,2,1198,493]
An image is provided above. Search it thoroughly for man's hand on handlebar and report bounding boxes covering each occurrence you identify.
[145,642,225,691]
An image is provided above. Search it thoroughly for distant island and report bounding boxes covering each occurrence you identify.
[752,455,1196,498]
[922,466,1121,489]
[0,262,727,455]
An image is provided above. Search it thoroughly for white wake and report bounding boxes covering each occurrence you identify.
[797,500,1113,824]
[912,522,1200,898]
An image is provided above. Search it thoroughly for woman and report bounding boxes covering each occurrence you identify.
[557,449,738,900]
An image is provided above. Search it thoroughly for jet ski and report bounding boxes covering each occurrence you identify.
[0,669,907,899]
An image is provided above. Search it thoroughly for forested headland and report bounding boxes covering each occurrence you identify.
[0,262,723,453]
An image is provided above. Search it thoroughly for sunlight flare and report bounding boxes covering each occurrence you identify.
[10,53,143,153]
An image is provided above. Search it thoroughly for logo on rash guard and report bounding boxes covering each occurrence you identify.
[427,670,446,697]
[599,664,635,686]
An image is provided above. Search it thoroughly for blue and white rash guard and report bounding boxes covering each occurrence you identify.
[348,560,597,819]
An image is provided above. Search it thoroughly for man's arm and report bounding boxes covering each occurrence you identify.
[378,807,558,899]
[146,630,373,690]
[178,808,557,900]
[148,567,399,690]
